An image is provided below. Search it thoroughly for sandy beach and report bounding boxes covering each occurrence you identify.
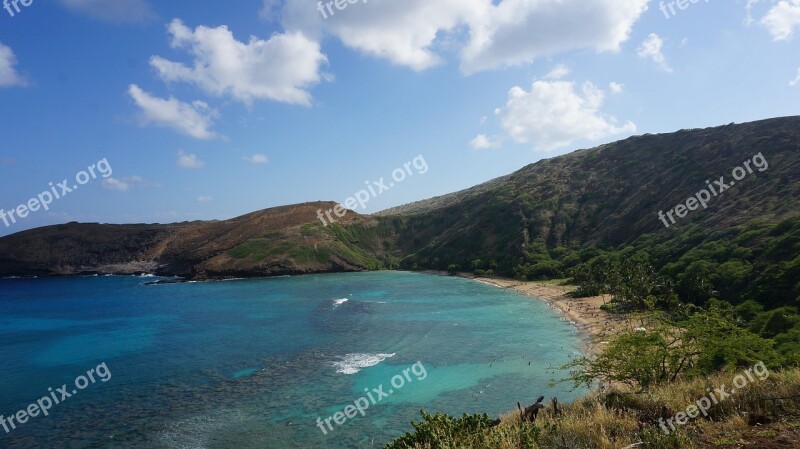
[468,276,630,354]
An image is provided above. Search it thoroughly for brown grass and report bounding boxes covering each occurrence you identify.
[388,368,800,449]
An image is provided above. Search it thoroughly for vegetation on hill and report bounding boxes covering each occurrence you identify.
[3,117,798,296]
[385,368,800,449]
[0,202,398,278]
[392,117,799,282]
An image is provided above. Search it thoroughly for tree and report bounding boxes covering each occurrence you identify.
[562,314,690,391]
[562,307,780,391]
[471,259,483,271]
[682,304,781,374]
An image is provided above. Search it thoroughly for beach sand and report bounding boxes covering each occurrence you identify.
[468,276,630,354]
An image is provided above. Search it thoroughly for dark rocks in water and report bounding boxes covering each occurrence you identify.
[144,278,188,286]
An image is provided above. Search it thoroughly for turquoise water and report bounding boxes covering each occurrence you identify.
[0,272,585,448]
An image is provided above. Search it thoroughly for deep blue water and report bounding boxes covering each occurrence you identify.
[0,272,585,448]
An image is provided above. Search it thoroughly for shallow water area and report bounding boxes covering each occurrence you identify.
[0,271,585,448]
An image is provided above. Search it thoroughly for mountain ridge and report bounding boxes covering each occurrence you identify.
[1,117,799,297]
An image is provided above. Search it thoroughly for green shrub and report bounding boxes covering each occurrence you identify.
[385,411,495,449]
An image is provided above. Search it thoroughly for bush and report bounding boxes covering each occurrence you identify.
[385,411,495,449]
[561,307,782,391]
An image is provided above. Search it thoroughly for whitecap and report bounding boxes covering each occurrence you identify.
[332,298,349,308]
[332,353,395,375]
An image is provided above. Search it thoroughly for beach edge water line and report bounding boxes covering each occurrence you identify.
[420,271,599,354]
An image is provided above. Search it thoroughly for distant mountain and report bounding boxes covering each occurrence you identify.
[0,202,394,278]
[1,117,798,306]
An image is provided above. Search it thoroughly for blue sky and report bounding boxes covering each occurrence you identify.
[0,0,799,236]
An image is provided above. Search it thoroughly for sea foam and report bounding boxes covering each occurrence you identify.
[332,353,395,375]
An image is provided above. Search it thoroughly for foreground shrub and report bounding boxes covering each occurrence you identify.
[385,412,495,449]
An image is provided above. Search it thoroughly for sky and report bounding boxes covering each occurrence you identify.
[0,0,799,236]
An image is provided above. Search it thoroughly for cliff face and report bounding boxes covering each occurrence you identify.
[1,117,799,281]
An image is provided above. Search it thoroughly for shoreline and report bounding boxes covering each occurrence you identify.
[424,271,629,354]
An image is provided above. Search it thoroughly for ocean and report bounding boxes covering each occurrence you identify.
[0,271,585,448]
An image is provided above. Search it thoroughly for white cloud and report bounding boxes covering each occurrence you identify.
[176,150,204,169]
[609,82,623,94]
[58,0,154,23]
[494,79,636,151]
[196,195,213,203]
[460,0,649,73]
[636,33,672,73]
[102,176,158,192]
[102,178,131,191]
[243,154,269,164]
[790,67,800,85]
[280,0,483,72]
[0,43,26,88]
[760,0,800,40]
[469,134,501,150]
[544,63,570,80]
[150,19,328,106]
[128,84,218,139]
[274,0,648,74]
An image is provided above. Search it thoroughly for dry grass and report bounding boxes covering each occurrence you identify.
[388,368,800,449]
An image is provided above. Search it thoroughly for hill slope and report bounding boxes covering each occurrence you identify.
[1,117,798,296]
[386,117,799,275]
[0,202,396,278]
